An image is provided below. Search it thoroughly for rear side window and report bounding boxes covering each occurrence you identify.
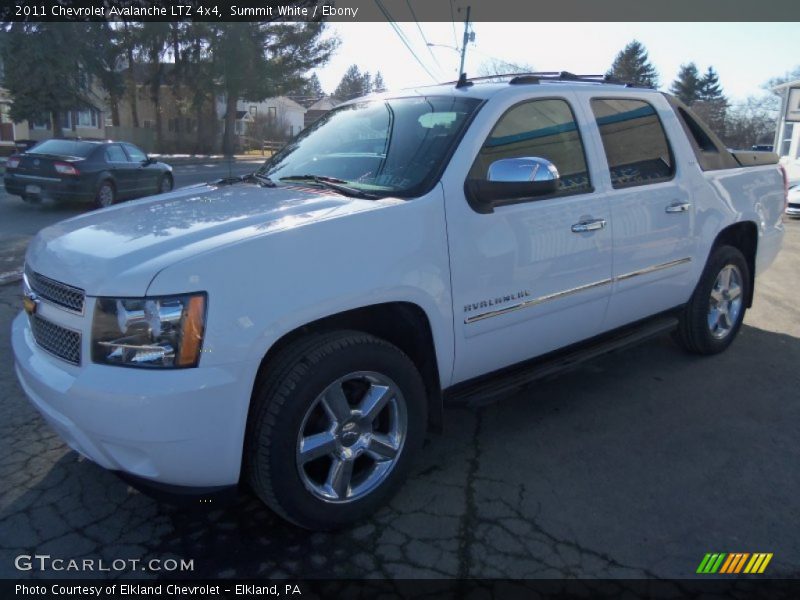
[469,98,592,195]
[105,145,127,162]
[590,98,674,188]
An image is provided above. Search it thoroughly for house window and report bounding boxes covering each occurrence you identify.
[29,116,51,131]
[249,105,257,116]
[60,112,72,130]
[76,109,97,128]
[267,106,277,121]
[143,119,154,129]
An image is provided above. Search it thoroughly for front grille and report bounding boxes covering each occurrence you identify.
[31,315,82,365]
[26,269,85,313]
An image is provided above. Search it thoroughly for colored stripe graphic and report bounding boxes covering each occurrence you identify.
[744,553,773,574]
[697,553,727,573]
[698,552,773,574]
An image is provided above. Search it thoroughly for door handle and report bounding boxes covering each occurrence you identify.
[571,218,606,233]
[665,201,691,213]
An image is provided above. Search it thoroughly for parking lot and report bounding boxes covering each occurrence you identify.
[0,184,798,579]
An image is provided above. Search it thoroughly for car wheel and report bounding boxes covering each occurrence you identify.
[158,174,173,194]
[246,330,427,530]
[673,245,749,355]
[95,180,116,209]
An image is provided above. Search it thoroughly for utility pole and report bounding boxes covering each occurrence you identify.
[458,6,471,78]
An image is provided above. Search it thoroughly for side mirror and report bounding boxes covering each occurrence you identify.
[142,157,154,166]
[465,157,560,213]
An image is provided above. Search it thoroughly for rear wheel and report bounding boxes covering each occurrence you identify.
[94,180,115,209]
[246,331,427,530]
[673,245,749,355]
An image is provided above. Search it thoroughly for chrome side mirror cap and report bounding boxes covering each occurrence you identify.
[465,156,561,214]
[487,156,560,183]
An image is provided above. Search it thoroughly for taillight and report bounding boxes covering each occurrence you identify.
[6,157,20,169]
[54,162,80,176]
[779,164,789,211]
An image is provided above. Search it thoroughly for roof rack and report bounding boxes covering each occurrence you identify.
[450,71,646,89]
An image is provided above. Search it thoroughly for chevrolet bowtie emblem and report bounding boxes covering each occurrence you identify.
[23,292,38,316]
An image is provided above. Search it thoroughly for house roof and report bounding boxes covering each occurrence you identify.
[307,96,341,111]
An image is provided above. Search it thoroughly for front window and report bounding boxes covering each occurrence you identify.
[258,96,482,197]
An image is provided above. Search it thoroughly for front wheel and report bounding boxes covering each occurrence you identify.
[245,331,427,530]
[158,174,173,194]
[673,245,749,355]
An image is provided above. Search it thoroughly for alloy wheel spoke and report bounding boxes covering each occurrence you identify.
[298,431,337,464]
[719,266,732,290]
[326,457,354,499]
[322,384,352,425]
[366,433,399,461]
[359,384,392,423]
[728,283,742,301]
[710,288,724,305]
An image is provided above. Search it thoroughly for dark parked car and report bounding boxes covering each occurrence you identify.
[4,139,173,209]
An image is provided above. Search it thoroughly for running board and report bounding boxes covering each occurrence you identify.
[444,314,680,407]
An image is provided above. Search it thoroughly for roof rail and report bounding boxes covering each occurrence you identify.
[445,71,647,88]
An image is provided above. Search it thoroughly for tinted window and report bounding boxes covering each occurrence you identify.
[124,144,147,162]
[470,99,591,195]
[27,139,96,158]
[105,145,128,163]
[591,98,674,188]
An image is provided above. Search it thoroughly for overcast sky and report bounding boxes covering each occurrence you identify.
[317,22,799,101]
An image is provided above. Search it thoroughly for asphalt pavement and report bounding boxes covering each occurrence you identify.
[0,187,798,579]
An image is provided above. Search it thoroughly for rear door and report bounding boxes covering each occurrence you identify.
[583,95,695,329]
[444,94,614,383]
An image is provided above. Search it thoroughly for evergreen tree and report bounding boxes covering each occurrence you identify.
[606,40,659,88]
[373,71,387,93]
[670,62,702,105]
[698,66,723,101]
[693,66,728,136]
[334,65,372,100]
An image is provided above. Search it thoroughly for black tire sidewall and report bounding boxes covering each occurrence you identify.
[686,245,749,354]
[251,336,427,529]
[159,175,172,193]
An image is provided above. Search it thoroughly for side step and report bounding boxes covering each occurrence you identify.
[444,314,679,407]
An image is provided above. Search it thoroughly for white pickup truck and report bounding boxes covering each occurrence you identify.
[12,74,787,529]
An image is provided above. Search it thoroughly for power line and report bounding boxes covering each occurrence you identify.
[405,0,445,77]
[449,0,459,49]
[375,0,439,83]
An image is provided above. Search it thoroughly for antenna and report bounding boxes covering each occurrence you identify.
[458,6,472,80]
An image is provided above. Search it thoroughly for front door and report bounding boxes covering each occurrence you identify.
[444,95,614,383]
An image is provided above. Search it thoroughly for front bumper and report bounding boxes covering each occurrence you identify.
[11,311,255,487]
[786,203,800,217]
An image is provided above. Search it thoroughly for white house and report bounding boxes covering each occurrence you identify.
[773,79,800,183]
[218,95,307,140]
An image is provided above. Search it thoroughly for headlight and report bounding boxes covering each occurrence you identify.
[91,293,206,368]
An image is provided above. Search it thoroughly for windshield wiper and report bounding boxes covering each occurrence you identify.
[279,175,378,199]
[215,172,276,187]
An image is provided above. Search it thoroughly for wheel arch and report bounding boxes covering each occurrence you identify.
[249,301,444,436]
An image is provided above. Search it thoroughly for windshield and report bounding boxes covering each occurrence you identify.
[27,139,97,158]
[258,96,481,197]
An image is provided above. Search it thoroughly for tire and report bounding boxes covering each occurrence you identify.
[673,245,750,355]
[158,174,173,194]
[245,330,427,530]
[94,180,116,209]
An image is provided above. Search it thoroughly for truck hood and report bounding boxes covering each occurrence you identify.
[26,182,388,296]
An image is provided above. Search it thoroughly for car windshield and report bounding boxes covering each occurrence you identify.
[258,96,482,197]
[27,139,97,158]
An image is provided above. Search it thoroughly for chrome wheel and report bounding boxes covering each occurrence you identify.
[707,264,743,339]
[296,371,407,503]
[97,183,114,207]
